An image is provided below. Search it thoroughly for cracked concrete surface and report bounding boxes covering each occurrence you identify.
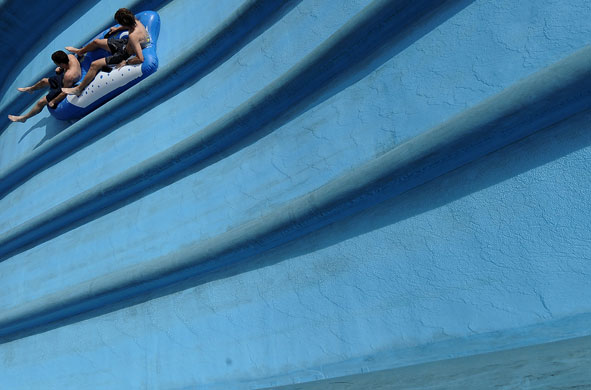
[1,0,591,388]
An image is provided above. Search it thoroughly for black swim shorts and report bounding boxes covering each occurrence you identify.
[46,72,64,107]
[105,35,131,65]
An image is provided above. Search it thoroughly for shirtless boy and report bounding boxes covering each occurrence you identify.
[8,51,81,123]
[63,8,150,96]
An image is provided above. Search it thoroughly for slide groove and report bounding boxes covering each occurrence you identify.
[0,0,455,260]
[0,44,589,339]
[0,0,295,193]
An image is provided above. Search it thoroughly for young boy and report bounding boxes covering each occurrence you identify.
[62,8,150,96]
[8,51,81,123]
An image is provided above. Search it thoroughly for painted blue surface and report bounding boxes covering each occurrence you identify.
[1,0,591,389]
[0,0,289,197]
[0,45,589,334]
[0,0,96,97]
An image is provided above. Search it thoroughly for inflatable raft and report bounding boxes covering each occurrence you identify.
[50,11,160,121]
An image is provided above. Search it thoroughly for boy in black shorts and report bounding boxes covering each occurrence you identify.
[63,8,150,96]
[8,51,81,123]
[105,35,131,65]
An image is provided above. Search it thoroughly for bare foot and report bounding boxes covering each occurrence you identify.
[8,115,26,123]
[17,87,32,93]
[62,87,82,96]
[65,46,81,55]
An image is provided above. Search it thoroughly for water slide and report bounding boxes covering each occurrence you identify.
[1,0,591,388]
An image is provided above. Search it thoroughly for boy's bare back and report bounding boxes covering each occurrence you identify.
[127,19,149,56]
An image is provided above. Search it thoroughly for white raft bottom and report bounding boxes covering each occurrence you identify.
[67,64,144,109]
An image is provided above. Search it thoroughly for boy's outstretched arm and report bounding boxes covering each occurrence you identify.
[105,25,128,38]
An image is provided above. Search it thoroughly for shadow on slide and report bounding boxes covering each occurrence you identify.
[18,115,70,149]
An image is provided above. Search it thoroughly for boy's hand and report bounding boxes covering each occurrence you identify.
[105,26,118,38]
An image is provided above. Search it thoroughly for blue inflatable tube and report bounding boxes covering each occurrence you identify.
[50,11,160,121]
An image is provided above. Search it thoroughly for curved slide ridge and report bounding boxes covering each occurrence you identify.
[1,1,591,389]
[0,0,294,197]
[0,45,589,337]
[0,0,85,97]
[0,0,458,255]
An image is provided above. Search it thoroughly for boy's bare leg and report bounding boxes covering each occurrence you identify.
[17,78,49,93]
[63,58,107,96]
[8,97,48,123]
[66,38,109,56]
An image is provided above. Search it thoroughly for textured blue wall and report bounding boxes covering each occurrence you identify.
[1,0,590,389]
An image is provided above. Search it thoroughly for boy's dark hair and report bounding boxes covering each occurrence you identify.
[51,50,69,64]
[115,8,136,27]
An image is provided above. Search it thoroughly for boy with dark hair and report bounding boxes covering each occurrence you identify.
[8,50,81,123]
[114,8,136,27]
[63,8,150,96]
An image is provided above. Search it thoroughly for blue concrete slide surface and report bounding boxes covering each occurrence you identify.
[1,0,591,389]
